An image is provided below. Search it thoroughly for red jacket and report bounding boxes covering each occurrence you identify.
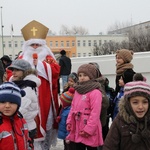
[0,113,32,150]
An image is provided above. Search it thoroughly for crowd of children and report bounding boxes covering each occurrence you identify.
[1,48,150,150]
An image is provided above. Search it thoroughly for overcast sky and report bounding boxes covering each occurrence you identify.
[1,0,150,36]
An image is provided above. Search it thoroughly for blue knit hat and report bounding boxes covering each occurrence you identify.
[0,82,25,107]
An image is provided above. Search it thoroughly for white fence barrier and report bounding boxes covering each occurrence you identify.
[71,51,150,88]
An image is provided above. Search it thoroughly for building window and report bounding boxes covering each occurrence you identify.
[83,53,86,57]
[104,40,107,43]
[94,40,97,46]
[83,40,86,47]
[61,41,64,47]
[55,41,58,47]
[66,41,70,47]
[50,41,53,47]
[9,55,12,59]
[8,41,12,48]
[14,41,18,47]
[72,40,75,46]
[20,41,24,47]
[88,40,91,46]
[99,40,101,46]
[3,41,5,48]
[77,40,80,47]
[72,53,75,57]
[78,53,81,57]
[88,53,91,56]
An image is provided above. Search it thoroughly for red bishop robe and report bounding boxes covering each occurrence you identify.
[19,55,60,140]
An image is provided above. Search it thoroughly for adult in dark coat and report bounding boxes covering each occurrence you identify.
[59,50,72,90]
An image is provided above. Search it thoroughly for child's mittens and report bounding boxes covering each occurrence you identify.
[66,123,71,131]
[65,139,70,144]
[56,116,61,123]
[79,131,90,138]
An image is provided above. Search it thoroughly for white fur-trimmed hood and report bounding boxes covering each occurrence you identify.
[24,74,41,87]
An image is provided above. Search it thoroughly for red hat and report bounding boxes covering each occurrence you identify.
[60,88,75,107]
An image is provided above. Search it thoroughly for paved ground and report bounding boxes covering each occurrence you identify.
[51,139,64,150]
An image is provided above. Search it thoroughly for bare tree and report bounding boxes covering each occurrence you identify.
[47,30,56,35]
[92,40,130,56]
[71,26,78,35]
[78,26,88,35]
[59,25,88,35]
[59,25,71,35]
[129,30,150,52]
[107,21,150,52]
[107,21,132,32]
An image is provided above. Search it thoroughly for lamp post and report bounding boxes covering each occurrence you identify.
[0,6,4,56]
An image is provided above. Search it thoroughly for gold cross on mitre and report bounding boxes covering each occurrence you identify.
[21,20,49,41]
[31,27,38,36]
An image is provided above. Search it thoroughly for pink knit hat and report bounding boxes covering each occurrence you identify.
[124,81,150,100]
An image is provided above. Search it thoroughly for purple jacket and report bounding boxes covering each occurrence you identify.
[66,89,103,147]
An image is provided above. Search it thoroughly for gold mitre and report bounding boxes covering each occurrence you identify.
[21,20,49,41]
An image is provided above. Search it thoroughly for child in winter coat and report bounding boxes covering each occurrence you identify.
[0,82,33,150]
[103,78,115,140]
[103,81,150,150]
[66,64,103,150]
[57,72,78,119]
[57,87,75,150]
[115,49,135,96]
[113,76,125,120]
[89,62,109,128]
[8,59,41,145]
[63,72,78,93]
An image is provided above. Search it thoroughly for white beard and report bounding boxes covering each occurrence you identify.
[21,44,55,67]
[20,41,55,79]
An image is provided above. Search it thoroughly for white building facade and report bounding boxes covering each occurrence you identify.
[76,34,128,57]
[0,34,128,59]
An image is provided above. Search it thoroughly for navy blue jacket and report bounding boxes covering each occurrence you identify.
[57,106,71,139]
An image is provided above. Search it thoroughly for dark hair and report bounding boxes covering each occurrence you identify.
[133,73,144,81]
[60,50,66,55]
[1,55,12,63]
